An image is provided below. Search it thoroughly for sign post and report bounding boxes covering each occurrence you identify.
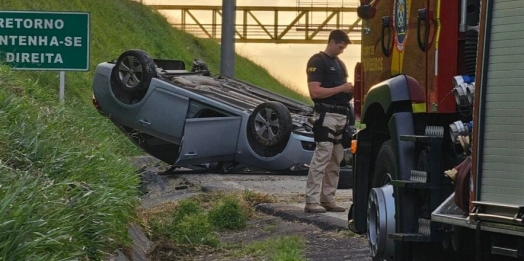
[0,11,90,102]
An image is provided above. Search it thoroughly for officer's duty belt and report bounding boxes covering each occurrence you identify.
[313,103,349,115]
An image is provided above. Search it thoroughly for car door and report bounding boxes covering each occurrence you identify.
[134,80,189,144]
[175,116,242,166]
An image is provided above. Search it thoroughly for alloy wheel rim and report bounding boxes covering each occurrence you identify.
[118,55,143,88]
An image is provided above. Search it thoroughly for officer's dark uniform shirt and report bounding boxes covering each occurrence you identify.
[306,52,351,105]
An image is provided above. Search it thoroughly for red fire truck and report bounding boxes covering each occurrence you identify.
[350,0,524,260]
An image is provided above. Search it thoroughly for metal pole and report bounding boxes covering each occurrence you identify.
[220,0,236,77]
[59,71,65,103]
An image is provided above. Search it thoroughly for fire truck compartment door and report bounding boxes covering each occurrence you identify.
[476,0,524,205]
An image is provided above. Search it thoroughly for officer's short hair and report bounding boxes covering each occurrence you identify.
[328,30,351,44]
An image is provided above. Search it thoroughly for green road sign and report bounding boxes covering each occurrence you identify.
[0,11,90,71]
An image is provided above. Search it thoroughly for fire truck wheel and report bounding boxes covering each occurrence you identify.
[372,140,394,187]
[367,140,396,261]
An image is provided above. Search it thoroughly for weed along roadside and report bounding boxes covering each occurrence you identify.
[127,156,371,261]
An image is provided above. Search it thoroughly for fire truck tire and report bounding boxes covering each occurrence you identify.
[372,140,394,186]
[368,140,396,261]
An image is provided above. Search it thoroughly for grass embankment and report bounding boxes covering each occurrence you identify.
[0,67,138,260]
[0,0,309,259]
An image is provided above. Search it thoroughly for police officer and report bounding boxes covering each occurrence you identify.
[304,29,353,213]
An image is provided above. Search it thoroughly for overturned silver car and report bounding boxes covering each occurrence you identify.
[92,49,318,173]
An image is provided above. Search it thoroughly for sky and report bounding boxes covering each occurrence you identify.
[139,0,361,96]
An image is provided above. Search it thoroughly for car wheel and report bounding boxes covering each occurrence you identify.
[248,101,293,147]
[112,49,157,94]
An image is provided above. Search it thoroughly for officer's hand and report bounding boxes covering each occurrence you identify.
[341,82,354,93]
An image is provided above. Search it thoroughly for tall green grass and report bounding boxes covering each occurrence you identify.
[0,72,139,259]
[0,0,310,259]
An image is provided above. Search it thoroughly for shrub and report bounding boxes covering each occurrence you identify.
[208,197,247,230]
[172,199,203,223]
[173,213,219,247]
[149,199,218,247]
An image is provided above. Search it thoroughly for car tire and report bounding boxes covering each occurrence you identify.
[337,168,353,189]
[112,49,157,94]
[248,101,293,148]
